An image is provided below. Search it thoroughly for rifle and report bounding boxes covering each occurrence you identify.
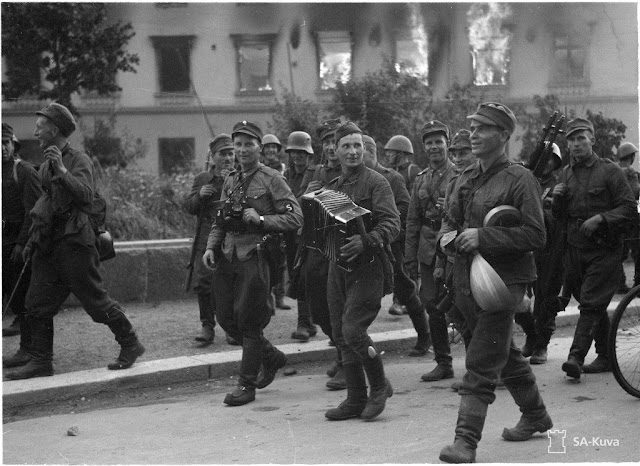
[185,213,205,292]
[527,111,565,180]
[3,255,31,318]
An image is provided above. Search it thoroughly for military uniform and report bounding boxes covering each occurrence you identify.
[207,161,302,393]
[394,159,421,192]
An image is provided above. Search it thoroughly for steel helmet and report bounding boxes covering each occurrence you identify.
[285,131,314,154]
[550,142,562,167]
[617,142,638,160]
[384,135,414,154]
[261,134,282,149]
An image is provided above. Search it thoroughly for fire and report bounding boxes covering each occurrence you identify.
[467,2,513,86]
[408,4,429,77]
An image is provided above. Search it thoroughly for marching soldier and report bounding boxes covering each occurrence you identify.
[203,121,302,406]
[405,121,457,382]
[383,135,421,192]
[553,118,637,378]
[323,122,400,421]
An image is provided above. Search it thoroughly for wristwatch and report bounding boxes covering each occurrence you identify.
[259,215,265,227]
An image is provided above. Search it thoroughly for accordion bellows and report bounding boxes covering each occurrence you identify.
[301,189,372,271]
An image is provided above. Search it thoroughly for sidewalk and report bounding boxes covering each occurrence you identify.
[2,290,622,410]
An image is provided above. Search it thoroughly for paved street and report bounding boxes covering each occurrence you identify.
[3,334,638,464]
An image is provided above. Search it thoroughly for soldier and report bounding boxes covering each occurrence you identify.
[405,120,457,382]
[614,141,640,293]
[383,135,421,192]
[261,134,285,174]
[323,122,400,421]
[2,123,42,369]
[203,121,303,406]
[183,134,235,345]
[362,135,432,357]
[553,119,637,378]
[6,103,145,380]
[438,102,551,463]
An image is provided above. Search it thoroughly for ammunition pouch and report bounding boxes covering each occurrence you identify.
[96,230,116,262]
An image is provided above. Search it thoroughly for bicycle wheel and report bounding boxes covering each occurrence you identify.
[608,285,640,399]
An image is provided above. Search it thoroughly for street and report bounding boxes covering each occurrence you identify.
[2,332,638,464]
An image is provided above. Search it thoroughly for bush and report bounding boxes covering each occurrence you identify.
[97,166,195,241]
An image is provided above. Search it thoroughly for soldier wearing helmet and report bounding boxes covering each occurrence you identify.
[262,134,285,174]
[384,135,420,192]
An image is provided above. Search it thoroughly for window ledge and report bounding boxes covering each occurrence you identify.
[154,92,195,106]
[79,92,121,108]
[547,80,591,97]
[235,90,275,98]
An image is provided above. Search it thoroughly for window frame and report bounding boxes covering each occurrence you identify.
[392,33,430,85]
[230,33,277,96]
[150,35,196,94]
[550,32,590,84]
[314,30,353,91]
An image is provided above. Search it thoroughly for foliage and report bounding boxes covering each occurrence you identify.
[98,167,194,241]
[585,109,627,160]
[1,3,139,112]
[83,113,148,168]
[515,94,562,164]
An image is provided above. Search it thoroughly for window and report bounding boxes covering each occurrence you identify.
[467,3,513,86]
[395,38,429,82]
[159,138,194,174]
[552,34,588,82]
[231,34,276,94]
[151,36,195,93]
[316,31,352,90]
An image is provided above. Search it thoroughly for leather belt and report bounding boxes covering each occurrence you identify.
[422,218,442,230]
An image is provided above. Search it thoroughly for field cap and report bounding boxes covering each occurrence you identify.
[421,120,450,142]
[565,118,594,138]
[36,102,77,137]
[209,134,233,154]
[467,102,517,135]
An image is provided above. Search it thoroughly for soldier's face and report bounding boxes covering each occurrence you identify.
[263,143,280,163]
[212,148,235,170]
[363,142,377,169]
[469,122,507,159]
[423,134,448,167]
[383,149,402,168]
[567,130,595,163]
[323,137,337,163]
[450,147,475,173]
[2,137,15,162]
[34,116,57,149]
[336,133,364,169]
[289,150,309,170]
[233,134,262,168]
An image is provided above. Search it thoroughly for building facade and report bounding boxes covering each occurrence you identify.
[2,2,638,173]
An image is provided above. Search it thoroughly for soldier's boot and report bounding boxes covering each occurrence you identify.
[388,297,407,315]
[326,350,340,378]
[562,313,599,379]
[326,349,347,390]
[502,381,553,441]
[407,302,432,357]
[325,362,368,420]
[225,334,261,406]
[195,293,216,344]
[422,302,453,380]
[361,354,393,420]
[3,316,32,368]
[514,312,537,358]
[100,306,145,370]
[5,316,54,380]
[2,314,22,337]
[439,395,488,463]
[582,314,612,373]
[291,300,313,341]
[256,339,287,389]
[529,330,552,365]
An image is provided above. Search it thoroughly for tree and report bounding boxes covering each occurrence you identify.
[1,3,139,112]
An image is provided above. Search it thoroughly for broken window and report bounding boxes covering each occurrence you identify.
[316,31,352,90]
[395,4,429,83]
[151,36,194,93]
[467,3,513,86]
[231,34,276,93]
[552,35,588,81]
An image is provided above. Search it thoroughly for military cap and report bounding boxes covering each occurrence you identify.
[421,120,450,142]
[334,121,362,144]
[209,133,233,154]
[467,102,517,135]
[262,134,282,148]
[617,142,639,160]
[315,118,341,141]
[232,120,263,141]
[36,102,77,137]
[2,123,20,150]
[362,135,376,147]
[565,118,594,138]
[449,129,472,150]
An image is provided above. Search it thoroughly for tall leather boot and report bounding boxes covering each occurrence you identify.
[6,316,54,380]
[225,334,262,406]
[325,362,368,420]
[3,315,32,368]
[502,382,553,441]
[326,347,346,390]
[195,293,216,344]
[562,313,599,379]
[439,394,488,463]
[407,303,432,357]
[529,331,552,365]
[292,300,313,341]
[256,338,287,389]
[582,314,611,373]
[422,303,454,381]
[102,306,145,370]
[361,354,393,420]
[514,312,537,358]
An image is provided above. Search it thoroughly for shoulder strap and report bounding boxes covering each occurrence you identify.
[12,159,20,185]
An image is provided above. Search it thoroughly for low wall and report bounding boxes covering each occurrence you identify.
[66,239,195,306]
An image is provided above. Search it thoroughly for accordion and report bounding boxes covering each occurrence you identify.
[301,189,372,271]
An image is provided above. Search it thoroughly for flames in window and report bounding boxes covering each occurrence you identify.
[395,4,429,81]
[467,2,513,86]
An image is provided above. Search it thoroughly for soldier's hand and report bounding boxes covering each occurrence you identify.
[243,208,260,225]
[44,145,66,176]
[406,260,419,279]
[10,244,24,263]
[202,249,216,270]
[455,228,479,254]
[307,180,323,192]
[220,169,231,178]
[433,267,445,281]
[199,185,216,198]
[341,234,364,262]
[580,214,604,237]
[552,183,567,197]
